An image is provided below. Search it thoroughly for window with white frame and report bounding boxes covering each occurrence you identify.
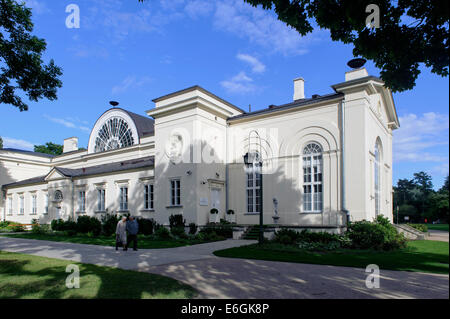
[302,143,323,213]
[78,191,86,212]
[119,187,128,211]
[374,141,381,216]
[45,194,49,214]
[246,152,262,214]
[97,189,106,212]
[7,196,12,216]
[145,184,154,210]
[19,195,24,215]
[31,194,37,215]
[170,179,181,206]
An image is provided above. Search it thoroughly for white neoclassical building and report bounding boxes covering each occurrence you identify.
[0,66,399,232]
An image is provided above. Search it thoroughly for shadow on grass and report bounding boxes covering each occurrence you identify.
[0,251,197,299]
[213,241,449,274]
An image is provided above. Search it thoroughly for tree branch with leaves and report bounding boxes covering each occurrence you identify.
[0,0,63,111]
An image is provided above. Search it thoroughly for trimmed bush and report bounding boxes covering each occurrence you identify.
[273,228,301,245]
[171,226,188,239]
[189,223,198,235]
[138,218,156,236]
[347,215,407,250]
[154,227,171,240]
[101,214,120,236]
[76,216,101,236]
[169,214,185,230]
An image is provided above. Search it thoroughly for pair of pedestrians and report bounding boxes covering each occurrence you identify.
[115,216,139,251]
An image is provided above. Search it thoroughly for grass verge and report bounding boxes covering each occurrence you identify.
[0,250,196,299]
[427,224,449,232]
[1,232,213,249]
[214,240,449,274]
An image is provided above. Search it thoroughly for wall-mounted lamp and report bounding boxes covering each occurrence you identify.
[215,173,220,178]
[186,170,192,176]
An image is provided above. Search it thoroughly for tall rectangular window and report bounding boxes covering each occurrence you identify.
[246,160,262,213]
[145,184,154,210]
[78,191,86,212]
[19,195,24,215]
[45,194,49,214]
[97,189,106,211]
[171,180,181,206]
[120,187,128,211]
[7,196,12,216]
[31,195,37,215]
[302,143,323,213]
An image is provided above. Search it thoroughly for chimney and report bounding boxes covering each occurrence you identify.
[293,77,305,100]
[345,58,369,81]
[63,137,78,153]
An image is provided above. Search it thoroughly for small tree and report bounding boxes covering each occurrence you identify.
[34,142,63,155]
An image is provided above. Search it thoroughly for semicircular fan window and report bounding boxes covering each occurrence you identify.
[94,117,135,153]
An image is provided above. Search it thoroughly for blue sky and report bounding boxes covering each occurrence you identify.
[1,0,448,189]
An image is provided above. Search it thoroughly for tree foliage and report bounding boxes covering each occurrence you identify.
[243,0,449,92]
[0,136,3,149]
[34,142,63,155]
[0,0,63,111]
[394,172,449,223]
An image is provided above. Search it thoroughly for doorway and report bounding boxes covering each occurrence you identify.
[211,188,221,213]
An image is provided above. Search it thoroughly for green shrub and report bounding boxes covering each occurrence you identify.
[197,230,224,242]
[0,221,12,228]
[31,224,51,234]
[201,223,233,239]
[273,228,301,245]
[138,218,156,235]
[188,223,198,235]
[169,214,185,230]
[171,226,188,239]
[154,227,171,240]
[407,223,428,233]
[101,214,120,236]
[9,224,25,232]
[51,219,77,232]
[76,216,101,236]
[347,215,407,250]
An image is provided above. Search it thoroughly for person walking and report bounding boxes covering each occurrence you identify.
[115,217,128,251]
[126,216,139,251]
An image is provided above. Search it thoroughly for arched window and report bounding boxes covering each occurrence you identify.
[94,117,135,153]
[246,152,261,213]
[374,140,382,216]
[302,143,323,212]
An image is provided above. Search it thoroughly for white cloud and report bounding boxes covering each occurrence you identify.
[23,0,49,15]
[237,53,266,73]
[394,112,449,163]
[220,71,257,94]
[213,0,322,56]
[184,0,214,19]
[112,76,152,95]
[2,137,35,151]
[44,115,91,134]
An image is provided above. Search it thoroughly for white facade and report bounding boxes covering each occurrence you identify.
[0,68,399,229]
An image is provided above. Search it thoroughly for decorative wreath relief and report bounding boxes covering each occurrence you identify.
[165,134,183,164]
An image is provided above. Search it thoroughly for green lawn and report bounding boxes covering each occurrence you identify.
[214,240,449,274]
[427,224,449,232]
[0,251,196,299]
[2,232,212,249]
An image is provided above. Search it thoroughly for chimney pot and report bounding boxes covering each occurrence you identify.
[63,137,78,153]
[293,77,305,101]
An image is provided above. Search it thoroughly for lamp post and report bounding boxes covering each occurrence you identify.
[244,131,264,245]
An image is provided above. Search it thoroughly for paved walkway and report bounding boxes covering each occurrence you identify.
[0,237,448,299]
[427,230,449,242]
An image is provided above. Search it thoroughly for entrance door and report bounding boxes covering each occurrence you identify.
[55,207,61,220]
[211,188,221,212]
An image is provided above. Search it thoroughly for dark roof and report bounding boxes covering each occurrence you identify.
[227,93,344,121]
[122,109,155,137]
[2,156,154,189]
[0,148,55,158]
[331,75,384,91]
[152,85,246,114]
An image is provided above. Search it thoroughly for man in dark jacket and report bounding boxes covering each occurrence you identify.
[126,216,139,251]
